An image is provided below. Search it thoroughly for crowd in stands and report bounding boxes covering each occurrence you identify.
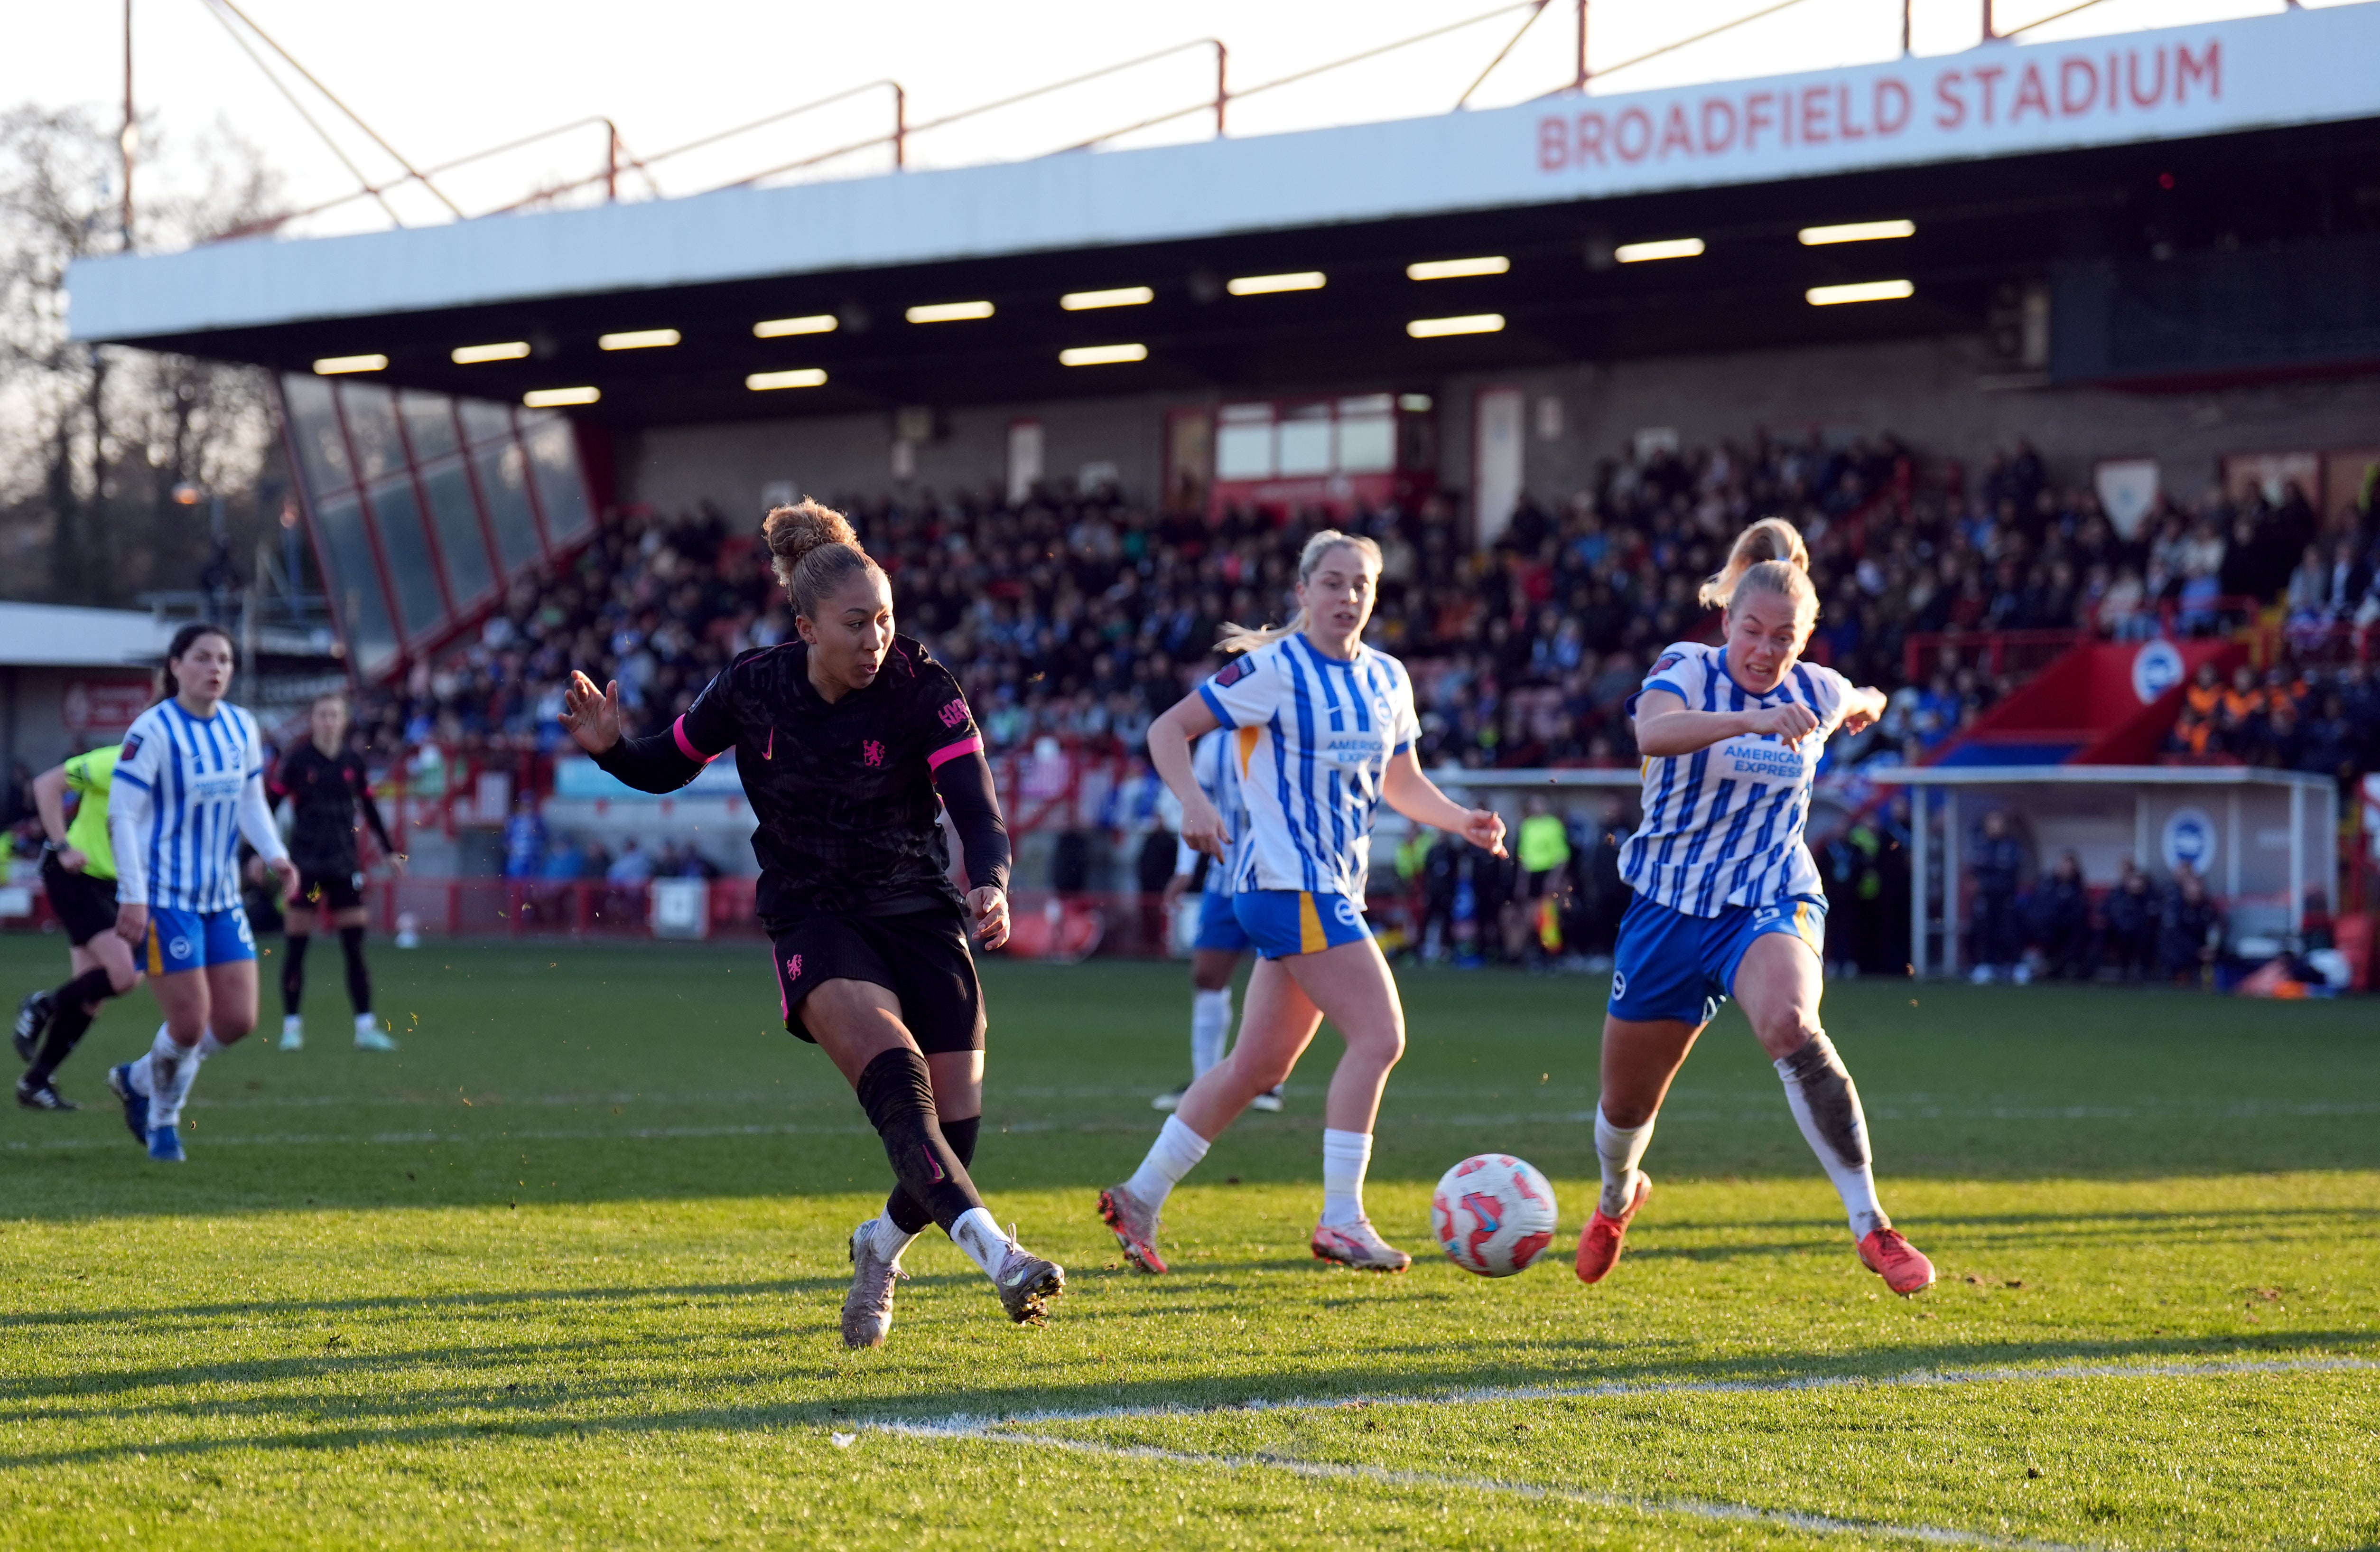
[358,429,2380,793]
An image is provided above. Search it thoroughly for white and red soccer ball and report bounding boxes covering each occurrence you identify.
[1432,1154,1559,1277]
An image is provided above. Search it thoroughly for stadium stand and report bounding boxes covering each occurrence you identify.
[359,427,2380,785]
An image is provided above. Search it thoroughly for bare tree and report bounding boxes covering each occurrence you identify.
[0,107,284,606]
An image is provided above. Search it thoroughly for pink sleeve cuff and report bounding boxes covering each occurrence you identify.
[926,733,985,772]
[671,715,722,763]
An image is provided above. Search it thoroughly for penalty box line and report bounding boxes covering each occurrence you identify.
[868,1425,2092,1552]
[876,1352,2378,1433]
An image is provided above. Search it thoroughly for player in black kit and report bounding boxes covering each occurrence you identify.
[269,692,403,1052]
[559,501,1063,1345]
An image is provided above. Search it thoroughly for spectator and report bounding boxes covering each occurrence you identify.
[1510,795,1573,970]
[2172,663,2223,757]
[2030,850,2092,981]
[2156,865,2223,986]
[502,796,547,879]
[1966,809,2024,983]
[606,838,654,886]
[2102,860,2159,982]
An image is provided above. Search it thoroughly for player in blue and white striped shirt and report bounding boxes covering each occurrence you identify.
[1583,519,1936,1297]
[1102,532,1506,1275]
[102,624,297,1164]
[1152,724,1280,1113]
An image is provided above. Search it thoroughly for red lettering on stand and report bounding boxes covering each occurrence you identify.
[1800,83,1830,142]
[2059,57,2098,115]
[1659,104,1696,158]
[1972,64,2006,123]
[1700,96,1738,153]
[1876,77,1912,134]
[1577,112,1607,164]
[2012,63,2051,122]
[1746,91,1776,149]
[1538,116,1569,170]
[2127,48,2165,108]
[1836,82,1866,140]
[2176,40,2220,102]
[1615,106,1652,161]
[1935,70,1967,130]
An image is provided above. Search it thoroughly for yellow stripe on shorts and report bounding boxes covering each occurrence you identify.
[146,922,163,978]
[1297,892,1327,955]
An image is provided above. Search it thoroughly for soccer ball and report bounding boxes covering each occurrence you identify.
[1431,1154,1559,1277]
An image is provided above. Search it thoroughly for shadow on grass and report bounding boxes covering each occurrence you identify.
[0,1329,2371,1472]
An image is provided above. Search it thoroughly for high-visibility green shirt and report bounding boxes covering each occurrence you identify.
[1517,812,1572,875]
[61,744,121,882]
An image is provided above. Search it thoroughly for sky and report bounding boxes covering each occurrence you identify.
[2,0,2329,242]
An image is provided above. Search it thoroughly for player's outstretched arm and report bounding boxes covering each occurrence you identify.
[1148,694,1229,860]
[1382,748,1506,856]
[1837,685,1889,735]
[561,670,708,794]
[1633,687,1818,756]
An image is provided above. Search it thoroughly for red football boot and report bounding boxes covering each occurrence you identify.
[1858,1227,1936,1295]
[1574,1172,1652,1285]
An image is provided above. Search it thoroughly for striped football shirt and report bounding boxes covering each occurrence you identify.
[1196,634,1421,899]
[1620,642,1851,916]
[112,699,272,914]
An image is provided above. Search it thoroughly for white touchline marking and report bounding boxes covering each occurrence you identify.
[863,1356,2374,1551]
[873,1354,2380,1432]
[866,1425,2093,1551]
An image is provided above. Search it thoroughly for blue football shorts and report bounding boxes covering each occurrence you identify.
[1193,889,1252,954]
[1232,890,1372,961]
[144,906,258,975]
[1606,891,1826,1026]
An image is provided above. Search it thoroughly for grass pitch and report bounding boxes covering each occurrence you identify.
[0,935,2374,1550]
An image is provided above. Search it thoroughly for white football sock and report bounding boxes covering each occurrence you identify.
[1775,1032,1890,1240]
[283,1015,303,1036]
[150,1029,223,1129]
[128,1024,171,1095]
[1593,1105,1657,1217]
[1190,987,1233,1079]
[947,1207,1012,1279]
[1320,1128,1373,1227]
[1124,1115,1210,1211]
[865,1214,919,1262]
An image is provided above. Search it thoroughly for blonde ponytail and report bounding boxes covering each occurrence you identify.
[1699,516,1811,609]
[1216,531,1383,654]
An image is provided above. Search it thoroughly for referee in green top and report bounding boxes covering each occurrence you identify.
[12,745,144,1110]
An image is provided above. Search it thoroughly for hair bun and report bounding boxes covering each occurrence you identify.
[762,500,861,575]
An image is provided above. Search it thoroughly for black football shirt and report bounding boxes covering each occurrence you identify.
[674,635,986,927]
[269,743,387,875]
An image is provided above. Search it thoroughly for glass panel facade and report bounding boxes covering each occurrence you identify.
[314,490,398,676]
[457,397,514,448]
[475,439,544,572]
[282,374,352,496]
[281,375,595,677]
[339,384,406,482]
[1277,408,1332,477]
[1338,412,1395,474]
[421,456,495,605]
[524,416,593,543]
[364,475,447,639]
[399,390,460,463]
[1216,421,1273,480]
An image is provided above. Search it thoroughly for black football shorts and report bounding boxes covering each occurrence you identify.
[768,906,985,1055]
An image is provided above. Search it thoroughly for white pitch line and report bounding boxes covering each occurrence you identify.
[868,1424,2093,1552]
[876,1354,2379,1433]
